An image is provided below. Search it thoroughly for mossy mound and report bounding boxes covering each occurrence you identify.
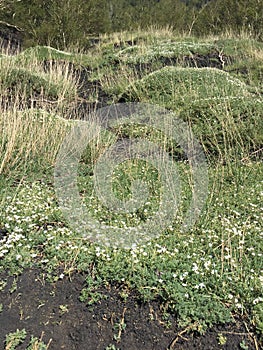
[0,61,78,111]
[116,40,214,64]
[120,67,262,158]
[15,46,76,62]
[104,37,263,90]
[10,46,93,67]
[1,67,61,99]
[182,97,262,158]
[121,66,250,108]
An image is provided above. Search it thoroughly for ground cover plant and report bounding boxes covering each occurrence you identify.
[0,30,262,349]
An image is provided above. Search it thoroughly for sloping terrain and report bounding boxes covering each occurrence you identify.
[0,32,262,350]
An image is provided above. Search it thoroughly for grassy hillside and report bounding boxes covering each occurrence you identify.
[0,30,262,349]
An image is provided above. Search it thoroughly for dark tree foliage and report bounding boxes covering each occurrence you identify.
[0,0,112,47]
[0,0,262,48]
[192,0,263,38]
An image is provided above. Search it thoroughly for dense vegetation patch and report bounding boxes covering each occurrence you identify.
[0,31,262,348]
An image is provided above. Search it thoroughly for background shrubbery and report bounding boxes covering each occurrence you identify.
[0,0,262,49]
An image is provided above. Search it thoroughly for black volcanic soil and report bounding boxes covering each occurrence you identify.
[0,269,260,350]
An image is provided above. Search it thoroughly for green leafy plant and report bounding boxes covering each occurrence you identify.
[239,340,249,350]
[105,344,120,350]
[59,305,69,315]
[113,310,127,343]
[26,335,51,350]
[5,329,27,350]
[217,333,227,345]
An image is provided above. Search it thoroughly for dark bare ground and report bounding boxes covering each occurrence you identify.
[0,269,260,350]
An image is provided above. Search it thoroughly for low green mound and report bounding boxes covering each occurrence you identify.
[122,66,250,107]
[182,97,262,159]
[15,46,76,62]
[121,67,262,159]
[10,46,93,67]
[116,39,214,64]
[1,67,61,99]
[0,58,78,108]
[102,37,263,92]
